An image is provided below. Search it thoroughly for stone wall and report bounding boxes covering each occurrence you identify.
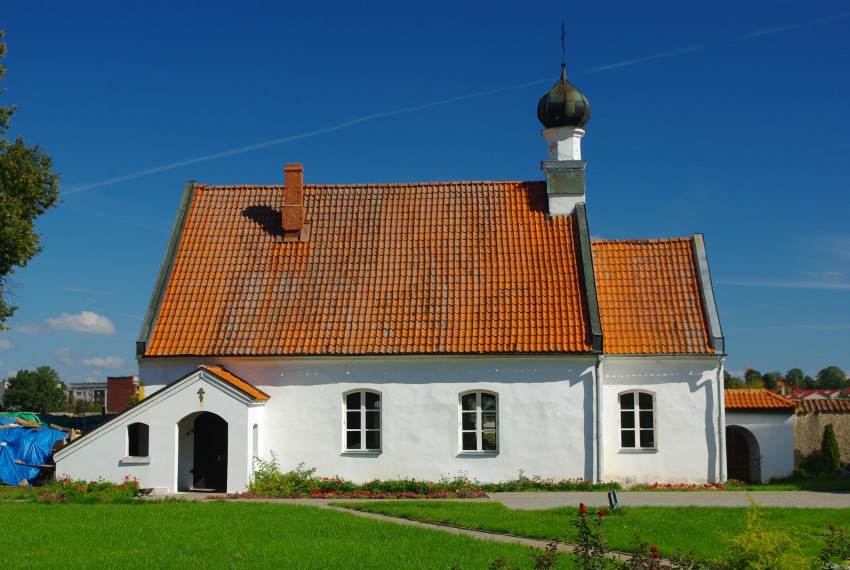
[794,412,850,467]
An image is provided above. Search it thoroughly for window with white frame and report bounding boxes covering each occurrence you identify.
[344,390,381,451]
[460,391,498,452]
[619,391,655,449]
[127,422,149,457]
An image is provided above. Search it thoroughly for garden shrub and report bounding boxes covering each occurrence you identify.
[821,424,842,473]
[38,476,140,503]
[712,497,811,569]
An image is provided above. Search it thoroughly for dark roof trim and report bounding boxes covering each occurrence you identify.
[575,203,603,352]
[691,233,724,354]
[136,181,196,359]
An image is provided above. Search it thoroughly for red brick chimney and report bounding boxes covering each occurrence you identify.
[282,163,305,241]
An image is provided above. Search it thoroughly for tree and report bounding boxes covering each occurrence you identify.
[762,371,781,391]
[724,371,744,388]
[2,366,67,412]
[820,424,841,472]
[816,366,848,390]
[744,368,764,389]
[785,368,805,391]
[0,30,61,330]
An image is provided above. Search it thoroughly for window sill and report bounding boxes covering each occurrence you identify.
[456,451,499,458]
[341,450,381,457]
[120,456,151,465]
[618,448,657,454]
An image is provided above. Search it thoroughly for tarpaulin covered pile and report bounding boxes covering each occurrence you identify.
[0,416,68,486]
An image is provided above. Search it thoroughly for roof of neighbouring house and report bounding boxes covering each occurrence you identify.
[725,389,797,410]
[138,177,721,358]
[795,399,850,414]
[591,238,715,355]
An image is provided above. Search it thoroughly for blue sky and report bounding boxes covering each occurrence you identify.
[2,1,849,385]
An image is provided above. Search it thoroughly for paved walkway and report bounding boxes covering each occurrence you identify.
[171,490,850,509]
[490,490,850,509]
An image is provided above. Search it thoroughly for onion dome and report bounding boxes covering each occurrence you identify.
[537,63,591,128]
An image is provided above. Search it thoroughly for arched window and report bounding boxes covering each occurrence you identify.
[127,422,149,457]
[460,391,498,452]
[619,391,655,449]
[344,390,381,451]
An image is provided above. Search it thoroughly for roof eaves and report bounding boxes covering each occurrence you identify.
[692,233,725,354]
[137,181,196,359]
[575,203,603,352]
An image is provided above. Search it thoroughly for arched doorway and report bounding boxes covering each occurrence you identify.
[726,425,760,483]
[178,412,228,492]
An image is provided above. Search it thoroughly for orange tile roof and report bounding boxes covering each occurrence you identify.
[725,389,796,410]
[795,399,850,414]
[591,238,714,354]
[145,181,592,356]
[201,365,269,401]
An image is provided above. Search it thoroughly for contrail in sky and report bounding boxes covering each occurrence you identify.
[64,12,850,196]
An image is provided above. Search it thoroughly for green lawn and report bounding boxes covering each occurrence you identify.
[0,501,558,569]
[333,501,845,561]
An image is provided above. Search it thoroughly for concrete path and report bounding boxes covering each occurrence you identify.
[490,490,850,509]
[168,489,850,509]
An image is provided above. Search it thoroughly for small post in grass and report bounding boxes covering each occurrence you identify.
[607,489,619,511]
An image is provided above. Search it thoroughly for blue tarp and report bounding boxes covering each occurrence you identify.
[0,417,68,486]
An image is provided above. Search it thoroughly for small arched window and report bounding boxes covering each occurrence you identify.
[619,391,655,449]
[344,390,381,451]
[460,391,498,452]
[127,422,150,457]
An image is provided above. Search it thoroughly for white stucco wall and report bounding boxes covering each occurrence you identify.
[601,356,724,484]
[138,355,598,487]
[726,411,795,482]
[57,353,725,493]
[55,369,265,493]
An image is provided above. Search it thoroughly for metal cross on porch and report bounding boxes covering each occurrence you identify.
[197,387,205,408]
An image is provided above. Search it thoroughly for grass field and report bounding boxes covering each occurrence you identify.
[0,501,554,569]
[333,501,845,561]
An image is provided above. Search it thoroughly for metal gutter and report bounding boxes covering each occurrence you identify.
[595,355,604,483]
[574,203,603,352]
[136,181,196,359]
[717,356,727,482]
[692,233,724,353]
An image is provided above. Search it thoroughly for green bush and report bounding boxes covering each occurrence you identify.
[822,423,841,473]
[711,497,811,569]
[38,476,140,503]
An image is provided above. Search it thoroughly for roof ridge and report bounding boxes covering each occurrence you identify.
[591,237,694,245]
[195,180,545,191]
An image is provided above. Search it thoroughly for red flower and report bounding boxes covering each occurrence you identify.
[829,525,836,531]
[597,510,606,517]
[579,503,587,515]
[650,546,658,553]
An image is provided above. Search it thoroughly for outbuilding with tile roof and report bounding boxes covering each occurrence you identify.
[724,389,796,483]
[56,64,728,494]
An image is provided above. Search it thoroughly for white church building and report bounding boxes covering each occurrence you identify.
[56,64,727,493]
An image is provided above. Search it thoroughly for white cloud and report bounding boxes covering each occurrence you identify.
[16,322,41,334]
[55,347,76,365]
[82,356,125,369]
[0,339,12,350]
[45,311,116,335]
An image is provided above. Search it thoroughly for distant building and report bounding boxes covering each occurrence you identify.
[106,376,140,413]
[67,382,107,408]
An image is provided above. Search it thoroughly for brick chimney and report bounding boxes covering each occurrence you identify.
[282,163,305,242]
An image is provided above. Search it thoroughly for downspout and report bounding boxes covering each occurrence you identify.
[717,355,727,482]
[595,354,604,483]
